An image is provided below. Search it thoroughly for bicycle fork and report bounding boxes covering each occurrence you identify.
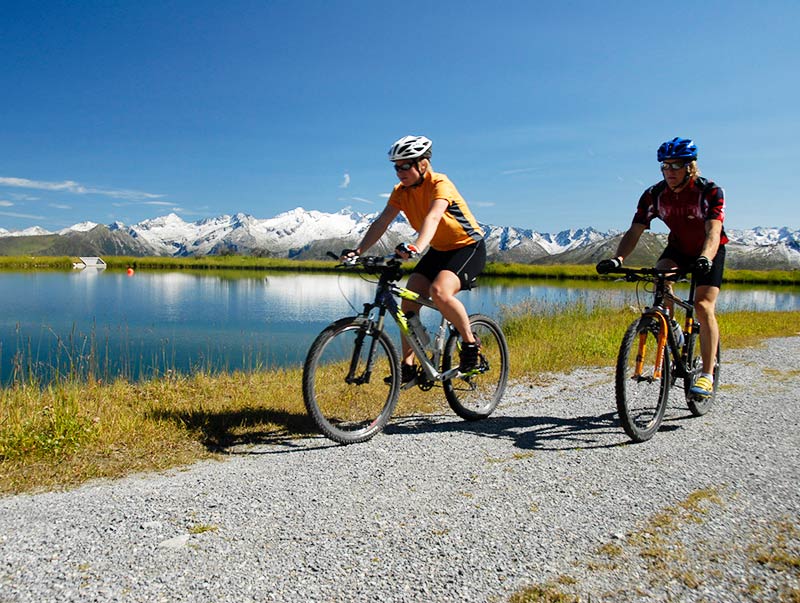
[345,319,382,385]
[634,312,670,381]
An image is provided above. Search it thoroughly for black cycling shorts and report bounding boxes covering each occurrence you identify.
[659,244,725,288]
[413,239,486,291]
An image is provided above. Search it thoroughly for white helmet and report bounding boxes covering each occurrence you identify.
[388,135,432,161]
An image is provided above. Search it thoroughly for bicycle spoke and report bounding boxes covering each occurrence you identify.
[443,314,508,421]
[616,317,670,442]
[303,319,399,444]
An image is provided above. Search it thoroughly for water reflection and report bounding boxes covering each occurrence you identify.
[1,270,798,384]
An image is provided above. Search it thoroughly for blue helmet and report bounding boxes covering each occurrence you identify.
[657,137,698,162]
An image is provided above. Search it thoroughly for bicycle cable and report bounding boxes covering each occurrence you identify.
[335,264,386,315]
[335,272,361,314]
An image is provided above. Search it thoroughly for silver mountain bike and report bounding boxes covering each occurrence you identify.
[302,253,509,444]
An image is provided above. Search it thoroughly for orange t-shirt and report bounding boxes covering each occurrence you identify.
[388,170,484,251]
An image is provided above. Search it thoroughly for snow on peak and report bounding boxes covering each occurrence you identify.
[59,221,99,234]
[2,225,53,237]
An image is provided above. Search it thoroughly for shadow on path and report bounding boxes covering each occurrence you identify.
[148,406,323,453]
[150,400,696,455]
[385,410,627,451]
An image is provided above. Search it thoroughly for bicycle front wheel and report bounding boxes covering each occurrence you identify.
[616,316,670,442]
[302,317,400,444]
[443,314,509,421]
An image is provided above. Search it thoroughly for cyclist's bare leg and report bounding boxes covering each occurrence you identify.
[400,272,430,366]
[429,270,476,345]
[694,285,720,375]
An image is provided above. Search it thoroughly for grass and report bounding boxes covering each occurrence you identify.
[2,304,800,495]
[0,368,314,494]
[512,489,800,602]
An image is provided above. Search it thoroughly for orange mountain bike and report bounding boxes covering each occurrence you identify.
[603,266,721,442]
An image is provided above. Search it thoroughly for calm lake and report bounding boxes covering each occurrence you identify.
[2,268,799,384]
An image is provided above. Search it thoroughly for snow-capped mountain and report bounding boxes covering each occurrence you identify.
[727,226,800,251]
[1,208,799,269]
[1,225,52,238]
[57,221,99,234]
[112,209,417,257]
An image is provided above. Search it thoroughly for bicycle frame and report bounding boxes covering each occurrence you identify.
[629,269,700,383]
[347,257,462,386]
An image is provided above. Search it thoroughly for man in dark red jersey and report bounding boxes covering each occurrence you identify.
[597,137,727,398]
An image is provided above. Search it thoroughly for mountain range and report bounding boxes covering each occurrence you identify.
[1,208,799,270]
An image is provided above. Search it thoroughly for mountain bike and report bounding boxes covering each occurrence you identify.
[302,253,509,444]
[602,266,721,442]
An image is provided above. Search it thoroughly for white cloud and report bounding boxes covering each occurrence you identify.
[48,203,72,210]
[340,173,351,189]
[112,200,174,208]
[0,200,13,207]
[0,176,164,200]
[500,167,541,176]
[350,197,373,205]
[0,210,45,219]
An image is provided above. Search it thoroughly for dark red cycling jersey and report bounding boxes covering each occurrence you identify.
[632,176,728,257]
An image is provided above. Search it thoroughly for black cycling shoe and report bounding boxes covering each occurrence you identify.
[459,342,481,374]
[384,363,417,385]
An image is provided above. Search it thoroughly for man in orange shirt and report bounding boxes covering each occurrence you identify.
[343,135,487,383]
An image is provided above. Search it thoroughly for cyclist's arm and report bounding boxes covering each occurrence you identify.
[354,204,401,255]
[699,219,722,260]
[613,222,647,263]
[412,198,449,253]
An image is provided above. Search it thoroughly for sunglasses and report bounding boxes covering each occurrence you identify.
[660,161,687,171]
[394,162,416,172]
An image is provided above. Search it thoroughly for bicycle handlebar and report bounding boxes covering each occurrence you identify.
[601,266,693,283]
[327,252,406,277]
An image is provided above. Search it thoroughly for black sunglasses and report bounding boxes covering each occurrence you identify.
[394,162,416,172]
[660,161,687,171]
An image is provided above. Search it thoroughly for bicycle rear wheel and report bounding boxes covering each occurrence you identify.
[442,314,509,421]
[616,316,670,442]
[302,317,400,444]
[684,333,721,416]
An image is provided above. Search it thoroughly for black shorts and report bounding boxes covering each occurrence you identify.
[413,239,486,290]
[659,244,725,288]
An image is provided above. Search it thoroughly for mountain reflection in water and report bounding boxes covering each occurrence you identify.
[1,270,797,384]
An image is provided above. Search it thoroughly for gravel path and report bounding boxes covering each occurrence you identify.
[1,337,799,602]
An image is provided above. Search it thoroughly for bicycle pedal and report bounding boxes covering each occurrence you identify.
[458,368,482,379]
[440,367,461,381]
[399,378,418,391]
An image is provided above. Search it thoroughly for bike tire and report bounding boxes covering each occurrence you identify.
[616,316,670,442]
[442,314,509,421]
[685,335,721,417]
[302,317,400,444]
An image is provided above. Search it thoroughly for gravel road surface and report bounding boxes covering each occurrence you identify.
[1,337,799,602]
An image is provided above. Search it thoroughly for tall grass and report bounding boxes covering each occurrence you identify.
[0,256,73,270]
[2,299,800,495]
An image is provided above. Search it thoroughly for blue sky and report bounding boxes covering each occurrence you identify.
[1,0,798,234]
